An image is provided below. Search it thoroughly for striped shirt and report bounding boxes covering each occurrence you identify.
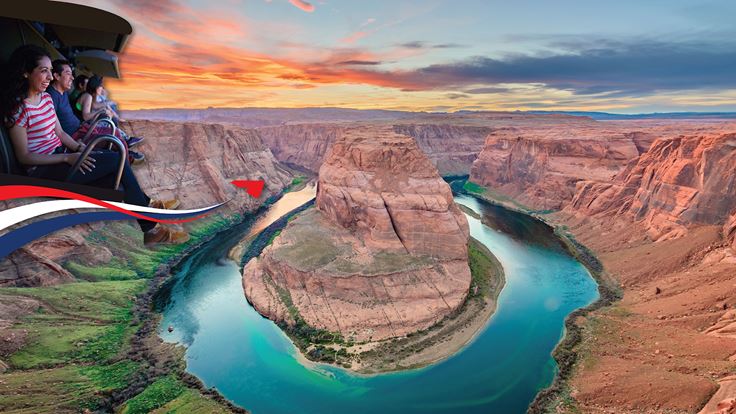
[13,93,62,154]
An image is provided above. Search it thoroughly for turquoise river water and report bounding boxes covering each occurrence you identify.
[157,190,599,414]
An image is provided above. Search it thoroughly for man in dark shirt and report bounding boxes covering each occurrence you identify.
[48,60,145,163]
[47,60,80,136]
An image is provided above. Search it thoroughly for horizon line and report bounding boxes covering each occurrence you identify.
[122,106,736,117]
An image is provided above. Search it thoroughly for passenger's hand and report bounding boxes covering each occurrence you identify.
[66,152,96,174]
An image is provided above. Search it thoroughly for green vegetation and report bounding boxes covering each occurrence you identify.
[149,388,233,414]
[468,238,504,300]
[2,280,143,322]
[266,229,282,246]
[79,360,141,391]
[462,180,487,194]
[83,214,240,277]
[462,180,538,213]
[1,213,247,413]
[0,365,103,413]
[120,375,186,414]
[0,281,145,412]
[72,323,138,362]
[263,274,351,364]
[3,280,144,369]
[284,174,308,193]
[67,258,139,281]
[270,277,346,346]
[289,175,305,188]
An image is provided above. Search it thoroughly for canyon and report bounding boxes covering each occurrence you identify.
[256,119,495,176]
[465,121,736,413]
[2,110,736,412]
[242,127,473,345]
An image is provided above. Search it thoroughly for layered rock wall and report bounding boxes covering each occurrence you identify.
[392,124,493,176]
[0,120,292,286]
[243,209,472,341]
[469,127,640,210]
[257,122,493,176]
[256,124,346,172]
[726,213,736,250]
[567,133,736,241]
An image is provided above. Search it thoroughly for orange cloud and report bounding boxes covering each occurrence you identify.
[340,31,368,44]
[288,0,315,12]
[105,0,622,111]
[96,0,456,109]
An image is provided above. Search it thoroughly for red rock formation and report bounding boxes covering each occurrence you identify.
[0,247,75,287]
[124,121,292,208]
[257,124,346,172]
[392,124,493,176]
[469,125,641,210]
[547,129,736,413]
[258,121,493,176]
[0,120,293,286]
[316,127,469,260]
[725,212,736,250]
[465,121,736,413]
[243,127,471,341]
[567,133,736,241]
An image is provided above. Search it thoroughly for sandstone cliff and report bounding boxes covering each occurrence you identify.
[0,120,293,287]
[257,122,493,176]
[256,124,346,172]
[243,127,471,342]
[391,124,493,176]
[567,133,736,241]
[467,121,736,213]
[466,122,736,413]
[561,132,736,412]
[726,212,736,250]
[469,126,642,210]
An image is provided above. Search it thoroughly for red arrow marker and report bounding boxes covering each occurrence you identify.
[231,180,265,198]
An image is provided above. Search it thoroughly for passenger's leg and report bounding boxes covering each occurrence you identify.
[33,151,155,232]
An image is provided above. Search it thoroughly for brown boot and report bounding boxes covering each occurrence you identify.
[144,224,190,246]
[149,199,181,210]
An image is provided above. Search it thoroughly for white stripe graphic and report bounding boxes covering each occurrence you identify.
[0,199,227,233]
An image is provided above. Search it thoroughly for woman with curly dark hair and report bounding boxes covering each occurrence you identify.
[0,45,188,245]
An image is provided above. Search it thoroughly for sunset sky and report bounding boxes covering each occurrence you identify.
[76,0,736,113]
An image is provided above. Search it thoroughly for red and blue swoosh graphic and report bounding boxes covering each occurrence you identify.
[0,184,245,260]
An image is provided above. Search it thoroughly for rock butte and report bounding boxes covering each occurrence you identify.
[242,127,471,342]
